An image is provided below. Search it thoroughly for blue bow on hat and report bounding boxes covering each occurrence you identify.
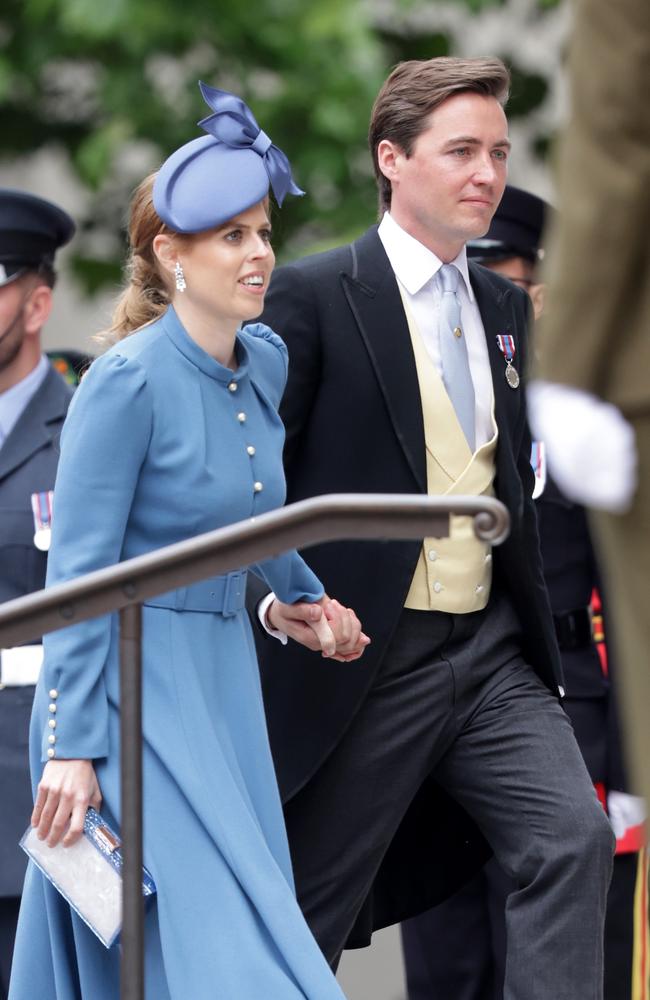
[153,83,304,234]
[197,82,304,207]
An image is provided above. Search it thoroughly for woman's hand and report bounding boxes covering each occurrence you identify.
[31,759,102,848]
[266,596,370,661]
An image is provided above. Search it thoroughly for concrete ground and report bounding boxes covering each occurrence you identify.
[337,924,407,1000]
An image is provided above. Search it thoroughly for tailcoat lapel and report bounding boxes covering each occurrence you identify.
[340,227,427,492]
[0,366,71,482]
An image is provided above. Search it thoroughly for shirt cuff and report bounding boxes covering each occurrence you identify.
[257,592,288,645]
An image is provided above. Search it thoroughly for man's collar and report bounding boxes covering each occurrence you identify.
[0,354,50,438]
[377,211,475,302]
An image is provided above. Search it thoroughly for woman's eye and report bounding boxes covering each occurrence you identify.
[260,229,273,243]
[452,148,469,157]
[493,149,508,161]
[225,230,242,242]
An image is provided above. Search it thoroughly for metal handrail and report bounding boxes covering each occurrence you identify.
[0,494,509,647]
[0,493,510,999]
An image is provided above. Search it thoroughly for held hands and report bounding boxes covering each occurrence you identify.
[32,759,102,848]
[266,596,370,662]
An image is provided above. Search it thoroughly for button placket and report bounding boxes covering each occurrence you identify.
[248,441,261,496]
[230,380,262,498]
[46,688,58,758]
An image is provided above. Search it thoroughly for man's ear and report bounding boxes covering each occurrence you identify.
[376,139,404,183]
[529,282,546,322]
[23,284,53,336]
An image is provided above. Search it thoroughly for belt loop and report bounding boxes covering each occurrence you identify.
[174,587,187,611]
[222,571,244,618]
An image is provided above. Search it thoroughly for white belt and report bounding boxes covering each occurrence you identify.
[0,645,43,687]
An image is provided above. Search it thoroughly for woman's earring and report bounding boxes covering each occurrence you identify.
[174,261,186,293]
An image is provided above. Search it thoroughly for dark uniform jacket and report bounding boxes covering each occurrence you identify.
[536,474,626,792]
[252,226,562,945]
[0,364,72,896]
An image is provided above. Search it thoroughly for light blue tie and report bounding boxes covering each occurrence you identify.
[438,264,476,451]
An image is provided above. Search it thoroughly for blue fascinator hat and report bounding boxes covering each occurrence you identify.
[153,82,304,233]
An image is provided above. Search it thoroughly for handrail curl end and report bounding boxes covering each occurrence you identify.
[473,506,510,545]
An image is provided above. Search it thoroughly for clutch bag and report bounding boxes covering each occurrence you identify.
[21,806,156,947]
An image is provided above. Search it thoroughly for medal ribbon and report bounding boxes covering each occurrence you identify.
[31,491,53,534]
[496,334,516,363]
[530,441,547,498]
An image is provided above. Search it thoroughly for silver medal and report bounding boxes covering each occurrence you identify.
[33,527,51,552]
[505,363,520,389]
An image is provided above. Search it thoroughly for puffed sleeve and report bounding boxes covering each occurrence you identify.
[240,322,288,410]
[40,351,152,763]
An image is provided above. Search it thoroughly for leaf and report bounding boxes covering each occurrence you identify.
[73,119,131,188]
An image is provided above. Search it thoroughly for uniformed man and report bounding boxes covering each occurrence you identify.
[400,185,647,1000]
[0,189,76,998]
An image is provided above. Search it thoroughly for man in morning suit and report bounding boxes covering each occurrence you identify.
[401,185,647,1000]
[0,189,75,999]
[253,58,615,998]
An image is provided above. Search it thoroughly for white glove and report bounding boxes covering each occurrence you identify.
[527,380,637,513]
[607,791,646,843]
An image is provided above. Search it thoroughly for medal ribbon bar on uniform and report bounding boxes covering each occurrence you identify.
[31,490,53,532]
[530,440,547,499]
[31,490,53,551]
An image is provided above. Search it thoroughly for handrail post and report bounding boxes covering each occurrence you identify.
[119,603,144,1000]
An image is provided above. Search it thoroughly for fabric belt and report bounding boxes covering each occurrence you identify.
[143,570,247,617]
[553,607,592,651]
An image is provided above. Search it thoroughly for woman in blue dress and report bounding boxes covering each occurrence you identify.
[9,84,367,1000]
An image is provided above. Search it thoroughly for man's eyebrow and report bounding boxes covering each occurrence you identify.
[442,136,512,150]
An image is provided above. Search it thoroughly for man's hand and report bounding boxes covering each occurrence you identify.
[266,596,370,662]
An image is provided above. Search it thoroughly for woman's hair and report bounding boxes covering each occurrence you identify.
[96,173,187,346]
[368,57,511,216]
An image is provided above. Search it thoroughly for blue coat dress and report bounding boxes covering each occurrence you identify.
[9,306,346,1000]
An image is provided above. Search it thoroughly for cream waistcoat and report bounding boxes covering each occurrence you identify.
[400,290,499,613]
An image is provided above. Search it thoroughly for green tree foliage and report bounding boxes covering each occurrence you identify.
[1,0,563,290]
[2,0,389,286]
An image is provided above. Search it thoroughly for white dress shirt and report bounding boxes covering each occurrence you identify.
[378,211,496,448]
[0,354,50,449]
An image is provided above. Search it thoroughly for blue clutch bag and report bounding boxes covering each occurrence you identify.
[21,807,156,947]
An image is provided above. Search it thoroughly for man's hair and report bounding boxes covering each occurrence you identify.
[35,262,56,289]
[368,57,511,215]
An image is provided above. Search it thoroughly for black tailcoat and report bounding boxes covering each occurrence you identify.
[253,226,562,943]
[0,365,72,896]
